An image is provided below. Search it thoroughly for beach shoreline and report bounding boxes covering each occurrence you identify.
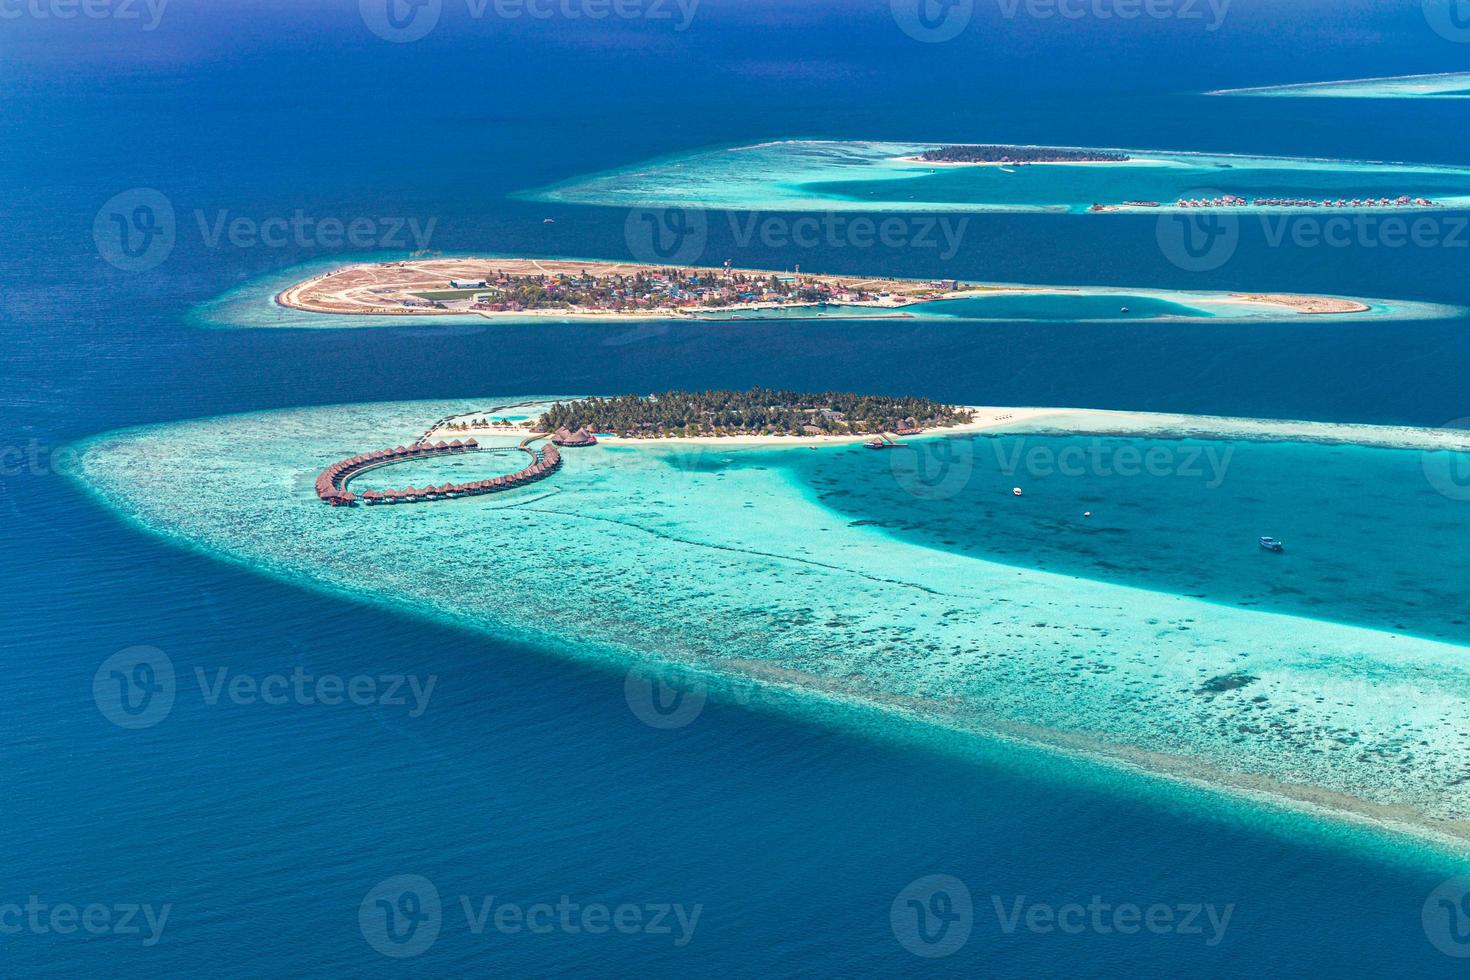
[419,403,1470,453]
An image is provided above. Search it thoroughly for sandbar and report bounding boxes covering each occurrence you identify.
[1208,72,1470,99]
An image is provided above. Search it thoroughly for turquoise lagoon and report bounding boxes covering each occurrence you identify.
[1210,73,1470,99]
[699,293,1218,322]
[524,140,1470,215]
[75,399,1470,848]
[897,291,1437,322]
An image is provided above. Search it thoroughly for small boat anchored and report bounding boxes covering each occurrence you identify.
[1259,536,1285,553]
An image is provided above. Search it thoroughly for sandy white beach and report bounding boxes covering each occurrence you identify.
[421,404,1470,454]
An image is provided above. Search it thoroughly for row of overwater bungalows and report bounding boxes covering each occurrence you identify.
[1177,195,1435,210]
[316,440,563,507]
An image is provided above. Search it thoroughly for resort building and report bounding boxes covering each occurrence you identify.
[551,427,599,447]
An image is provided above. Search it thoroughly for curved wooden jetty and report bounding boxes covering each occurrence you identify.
[316,438,563,507]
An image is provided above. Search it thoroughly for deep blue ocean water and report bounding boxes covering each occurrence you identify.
[5,1,1470,975]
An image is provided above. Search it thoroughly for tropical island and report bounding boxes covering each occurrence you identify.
[916,144,1132,165]
[537,389,974,440]
[277,257,971,319]
[313,390,978,506]
[272,256,1392,323]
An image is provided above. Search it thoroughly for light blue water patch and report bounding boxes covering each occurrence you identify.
[693,293,1211,322]
[912,292,1214,320]
[813,158,1470,212]
[1210,72,1470,99]
[71,399,1470,851]
[524,140,1470,215]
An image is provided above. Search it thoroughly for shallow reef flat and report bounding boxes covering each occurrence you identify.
[74,400,1470,848]
[1209,72,1470,99]
[523,139,1470,214]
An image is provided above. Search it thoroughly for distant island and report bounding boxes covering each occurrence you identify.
[916,144,1132,165]
[526,138,1470,216]
[536,389,974,440]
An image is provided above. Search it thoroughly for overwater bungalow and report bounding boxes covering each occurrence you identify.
[316,436,559,508]
[552,426,599,447]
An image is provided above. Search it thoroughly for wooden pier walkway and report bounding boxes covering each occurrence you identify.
[315,438,563,507]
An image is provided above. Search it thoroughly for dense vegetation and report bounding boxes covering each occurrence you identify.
[919,144,1130,164]
[440,269,858,313]
[536,389,973,438]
